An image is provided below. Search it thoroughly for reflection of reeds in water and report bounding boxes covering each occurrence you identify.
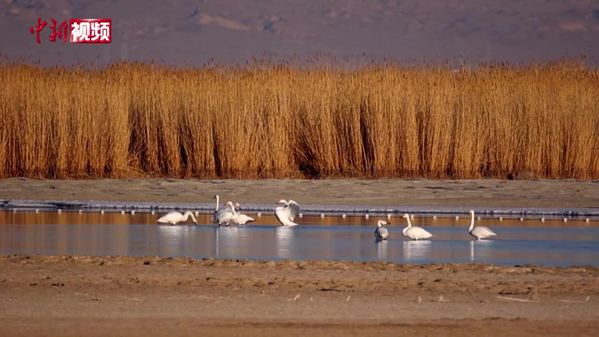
[1,61,597,178]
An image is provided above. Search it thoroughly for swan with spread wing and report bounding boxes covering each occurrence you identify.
[274,199,301,227]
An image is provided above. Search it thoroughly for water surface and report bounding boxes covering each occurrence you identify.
[1,211,598,267]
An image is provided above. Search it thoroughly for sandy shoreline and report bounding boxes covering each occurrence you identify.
[1,255,598,337]
[1,178,599,215]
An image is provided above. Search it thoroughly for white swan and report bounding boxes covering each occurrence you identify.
[402,214,433,240]
[229,203,255,225]
[214,198,254,226]
[274,199,301,226]
[374,220,390,241]
[468,210,496,240]
[231,213,255,225]
[214,198,236,226]
[157,211,198,225]
[212,194,226,222]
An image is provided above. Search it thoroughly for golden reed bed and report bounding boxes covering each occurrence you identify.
[0,61,597,179]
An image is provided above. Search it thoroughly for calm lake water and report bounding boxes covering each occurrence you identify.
[1,211,598,267]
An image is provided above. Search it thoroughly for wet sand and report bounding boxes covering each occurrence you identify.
[0,255,598,337]
[1,178,599,210]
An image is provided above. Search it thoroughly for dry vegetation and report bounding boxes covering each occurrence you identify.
[0,61,598,179]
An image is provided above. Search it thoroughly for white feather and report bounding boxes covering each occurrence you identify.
[402,214,433,240]
[275,199,301,226]
[468,210,496,240]
[157,211,198,225]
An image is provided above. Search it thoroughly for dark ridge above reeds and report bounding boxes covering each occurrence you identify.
[1,61,598,179]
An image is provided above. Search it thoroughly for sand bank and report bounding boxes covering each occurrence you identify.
[0,255,597,337]
[1,178,598,215]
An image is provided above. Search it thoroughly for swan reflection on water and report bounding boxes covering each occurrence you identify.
[402,240,432,262]
[276,226,294,258]
[216,225,240,258]
[469,239,493,262]
[157,224,191,256]
[376,239,388,260]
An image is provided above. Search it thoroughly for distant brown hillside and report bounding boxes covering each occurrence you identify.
[1,0,598,66]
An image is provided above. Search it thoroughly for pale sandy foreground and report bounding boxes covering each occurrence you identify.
[1,178,599,209]
[1,255,598,337]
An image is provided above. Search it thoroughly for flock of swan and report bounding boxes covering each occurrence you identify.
[375,210,496,241]
[158,195,496,241]
[157,195,299,227]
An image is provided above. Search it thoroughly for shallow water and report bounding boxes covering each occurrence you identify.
[1,211,598,266]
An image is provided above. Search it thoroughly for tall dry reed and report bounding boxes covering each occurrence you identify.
[0,61,597,179]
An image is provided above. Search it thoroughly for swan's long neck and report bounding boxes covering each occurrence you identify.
[215,195,220,211]
[184,211,198,223]
[402,217,411,235]
[468,212,475,232]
